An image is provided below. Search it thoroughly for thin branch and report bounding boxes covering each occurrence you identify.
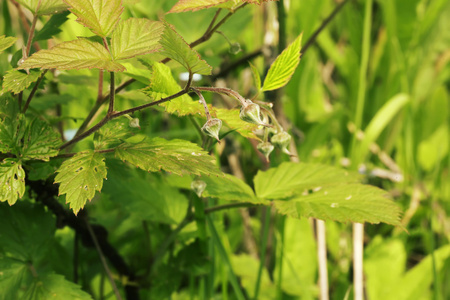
[85,219,123,300]
[22,69,48,113]
[97,70,104,102]
[211,48,264,81]
[25,15,38,57]
[301,0,350,55]
[108,72,115,116]
[205,9,222,33]
[194,86,247,106]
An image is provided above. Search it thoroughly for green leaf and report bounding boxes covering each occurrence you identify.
[33,11,70,41]
[200,173,263,204]
[21,118,60,161]
[121,62,152,85]
[18,38,125,72]
[0,159,25,205]
[64,0,123,37]
[216,108,259,140]
[274,183,401,225]
[249,62,261,92]
[141,62,205,116]
[0,35,17,53]
[0,257,28,300]
[262,33,302,91]
[54,150,107,214]
[168,0,230,13]
[23,274,92,300]
[2,69,43,95]
[115,137,222,176]
[111,18,164,60]
[15,0,68,15]
[94,117,140,150]
[0,96,25,155]
[254,162,360,199]
[160,23,212,75]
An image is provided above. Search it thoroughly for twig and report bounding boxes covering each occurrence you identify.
[108,72,115,116]
[85,219,123,300]
[22,69,48,113]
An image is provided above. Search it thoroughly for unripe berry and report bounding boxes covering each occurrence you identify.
[191,180,207,198]
[271,131,292,155]
[201,118,222,142]
[239,100,267,126]
[129,118,140,129]
[257,142,274,162]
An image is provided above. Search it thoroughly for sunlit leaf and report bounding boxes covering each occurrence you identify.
[18,38,125,72]
[21,118,60,161]
[262,33,302,91]
[23,274,92,300]
[115,137,222,176]
[64,0,123,37]
[15,0,68,15]
[168,0,230,13]
[254,162,360,199]
[0,159,25,205]
[0,35,17,53]
[160,23,212,75]
[216,108,259,140]
[2,69,43,95]
[93,117,140,150]
[54,150,107,215]
[111,18,164,60]
[141,62,205,116]
[274,183,401,225]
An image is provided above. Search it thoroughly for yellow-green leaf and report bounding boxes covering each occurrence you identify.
[215,108,259,140]
[168,0,230,13]
[111,18,164,60]
[64,0,123,37]
[54,151,107,215]
[16,0,68,15]
[2,70,43,95]
[0,159,25,206]
[0,35,17,53]
[262,33,302,91]
[18,38,125,72]
[160,23,212,75]
[21,118,60,161]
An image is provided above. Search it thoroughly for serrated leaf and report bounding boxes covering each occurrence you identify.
[249,62,261,92]
[141,62,205,116]
[200,173,264,204]
[64,0,123,37]
[0,97,26,155]
[33,11,70,41]
[0,35,17,53]
[168,0,230,13]
[243,0,276,4]
[94,117,139,150]
[18,38,125,72]
[0,159,25,205]
[262,33,302,91]
[216,108,259,140]
[115,137,222,176]
[160,23,212,75]
[111,18,164,60]
[274,183,401,225]
[2,69,43,95]
[23,274,92,300]
[15,0,68,15]
[0,257,28,300]
[21,118,60,161]
[54,150,107,214]
[254,162,360,199]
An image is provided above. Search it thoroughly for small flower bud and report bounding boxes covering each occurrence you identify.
[271,131,292,155]
[229,42,241,55]
[129,118,140,128]
[239,100,268,126]
[201,118,222,142]
[257,142,274,162]
[191,180,207,198]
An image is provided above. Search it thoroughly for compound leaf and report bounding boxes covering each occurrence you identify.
[0,35,17,53]
[0,159,25,205]
[54,150,107,215]
[111,18,164,60]
[254,162,360,199]
[160,23,212,75]
[18,38,125,72]
[21,118,60,161]
[116,137,222,176]
[64,0,123,37]
[2,69,43,95]
[168,0,230,13]
[23,274,92,300]
[15,0,68,15]
[141,62,205,116]
[273,183,401,225]
[262,33,302,91]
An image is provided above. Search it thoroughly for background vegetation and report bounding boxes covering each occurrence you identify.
[0,0,449,299]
